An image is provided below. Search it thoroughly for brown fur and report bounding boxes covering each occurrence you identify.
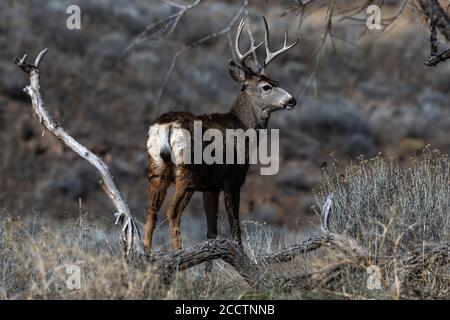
[144,109,251,251]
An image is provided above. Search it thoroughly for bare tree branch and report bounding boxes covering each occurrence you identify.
[423,12,450,66]
[288,0,450,67]
[416,0,450,66]
[418,0,450,40]
[126,0,256,105]
[153,0,249,105]
[13,50,144,257]
[147,193,373,290]
[125,0,204,52]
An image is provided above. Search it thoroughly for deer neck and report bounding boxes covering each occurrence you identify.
[231,92,267,130]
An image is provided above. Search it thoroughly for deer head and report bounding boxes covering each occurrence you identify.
[229,17,298,129]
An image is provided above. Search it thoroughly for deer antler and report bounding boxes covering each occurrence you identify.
[235,18,263,69]
[261,16,299,72]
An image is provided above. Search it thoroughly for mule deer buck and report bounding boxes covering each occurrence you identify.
[145,17,298,252]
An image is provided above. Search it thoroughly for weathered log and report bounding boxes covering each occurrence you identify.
[145,193,371,290]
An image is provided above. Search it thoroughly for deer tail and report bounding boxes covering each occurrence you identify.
[159,125,172,163]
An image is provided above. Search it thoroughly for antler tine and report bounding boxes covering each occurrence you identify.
[262,16,299,71]
[235,18,263,67]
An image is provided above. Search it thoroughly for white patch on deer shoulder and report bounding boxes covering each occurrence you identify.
[147,122,191,165]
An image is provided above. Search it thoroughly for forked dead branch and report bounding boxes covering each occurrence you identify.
[13,49,144,257]
[13,50,449,294]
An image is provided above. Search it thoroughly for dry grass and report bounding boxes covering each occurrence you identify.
[317,149,449,299]
[0,150,448,299]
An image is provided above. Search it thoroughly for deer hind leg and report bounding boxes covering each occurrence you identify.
[203,191,219,273]
[144,173,170,252]
[167,180,193,251]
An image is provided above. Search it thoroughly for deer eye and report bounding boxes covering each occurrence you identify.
[262,84,272,92]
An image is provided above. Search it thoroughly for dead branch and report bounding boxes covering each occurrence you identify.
[153,0,249,105]
[145,193,372,291]
[13,49,144,257]
[125,0,249,105]
[288,0,450,67]
[260,193,361,264]
[125,0,205,52]
[146,192,447,293]
[412,0,450,66]
[149,238,262,286]
[418,0,450,40]
[424,20,450,66]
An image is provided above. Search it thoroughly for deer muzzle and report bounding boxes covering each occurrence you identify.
[284,97,296,110]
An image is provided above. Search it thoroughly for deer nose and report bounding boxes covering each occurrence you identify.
[285,97,296,109]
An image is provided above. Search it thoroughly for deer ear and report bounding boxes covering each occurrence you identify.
[228,60,247,83]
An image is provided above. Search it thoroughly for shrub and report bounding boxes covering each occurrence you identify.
[317,149,449,298]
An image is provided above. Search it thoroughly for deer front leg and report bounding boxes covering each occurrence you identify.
[203,191,219,273]
[204,191,219,240]
[224,182,242,245]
